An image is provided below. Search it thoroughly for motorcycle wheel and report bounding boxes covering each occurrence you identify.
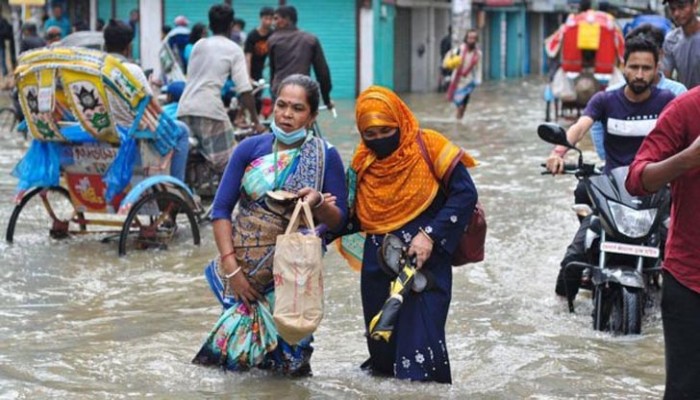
[605,286,643,335]
[622,287,643,334]
[592,286,613,332]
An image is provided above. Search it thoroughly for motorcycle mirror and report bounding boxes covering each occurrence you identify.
[537,123,574,149]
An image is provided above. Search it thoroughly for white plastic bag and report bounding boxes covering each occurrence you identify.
[272,200,324,345]
[551,68,576,102]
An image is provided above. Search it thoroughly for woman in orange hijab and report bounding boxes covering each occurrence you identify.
[344,86,478,384]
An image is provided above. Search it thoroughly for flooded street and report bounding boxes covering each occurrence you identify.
[0,78,665,399]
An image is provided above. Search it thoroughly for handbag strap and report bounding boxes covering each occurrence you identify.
[284,199,317,235]
[416,131,446,193]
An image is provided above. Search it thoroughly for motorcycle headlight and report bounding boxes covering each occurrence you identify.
[607,201,657,239]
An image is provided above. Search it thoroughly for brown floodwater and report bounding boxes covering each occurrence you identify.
[0,79,664,399]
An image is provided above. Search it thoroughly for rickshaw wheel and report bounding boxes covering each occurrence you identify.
[118,191,200,256]
[6,186,86,244]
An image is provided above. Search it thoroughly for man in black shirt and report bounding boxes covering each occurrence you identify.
[268,5,332,110]
[244,6,274,113]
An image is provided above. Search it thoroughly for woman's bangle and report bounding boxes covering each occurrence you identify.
[314,192,325,209]
[224,266,242,279]
[418,227,434,244]
[220,250,235,263]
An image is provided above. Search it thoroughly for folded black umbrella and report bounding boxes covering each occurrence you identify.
[368,234,418,342]
[368,265,416,342]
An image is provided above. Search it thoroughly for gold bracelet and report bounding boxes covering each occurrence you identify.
[418,227,434,244]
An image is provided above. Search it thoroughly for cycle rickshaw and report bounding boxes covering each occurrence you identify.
[544,10,625,121]
[6,47,201,255]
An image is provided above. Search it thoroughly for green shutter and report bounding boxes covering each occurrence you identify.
[164,1,216,31]
[161,0,357,98]
[98,1,112,21]
[374,2,395,89]
[288,0,357,99]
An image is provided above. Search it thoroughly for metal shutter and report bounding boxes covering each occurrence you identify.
[288,0,357,99]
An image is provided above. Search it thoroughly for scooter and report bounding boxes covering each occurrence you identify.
[538,123,669,335]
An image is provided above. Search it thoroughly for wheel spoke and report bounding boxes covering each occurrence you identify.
[6,187,84,244]
[118,191,200,256]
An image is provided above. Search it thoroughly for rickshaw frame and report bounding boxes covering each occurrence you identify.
[6,47,201,255]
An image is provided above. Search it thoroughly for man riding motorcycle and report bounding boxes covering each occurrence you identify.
[545,35,675,298]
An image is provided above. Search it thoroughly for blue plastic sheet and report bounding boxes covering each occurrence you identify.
[11,141,61,192]
[152,112,181,156]
[132,112,182,156]
[102,135,137,203]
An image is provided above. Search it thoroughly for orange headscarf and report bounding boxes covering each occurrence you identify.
[351,86,476,234]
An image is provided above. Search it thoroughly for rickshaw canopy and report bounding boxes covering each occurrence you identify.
[545,10,625,74]
[14,47,152,144]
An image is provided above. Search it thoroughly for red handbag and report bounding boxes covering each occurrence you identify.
[417,132,486,266]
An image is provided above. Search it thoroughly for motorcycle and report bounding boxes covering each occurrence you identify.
[538,123,669,335]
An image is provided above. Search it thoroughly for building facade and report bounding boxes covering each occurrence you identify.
[32,0,658,96]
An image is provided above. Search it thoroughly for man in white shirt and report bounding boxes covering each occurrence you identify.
[177,4,264,172]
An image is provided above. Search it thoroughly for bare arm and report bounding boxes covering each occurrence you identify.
[212,219,261,306]
[565,115,594,147]
[239,91,265,133]
[245,52,252,77]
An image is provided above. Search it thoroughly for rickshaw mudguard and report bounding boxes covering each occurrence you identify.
[117,175,196,215]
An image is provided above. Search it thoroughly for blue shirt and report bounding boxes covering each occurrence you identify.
[590,74,687,159]
[44,16,71,38]
[162,103,179,119]
[210,133,348,230]
[584,86,675,173]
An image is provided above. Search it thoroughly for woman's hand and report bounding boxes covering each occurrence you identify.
[296,187,343,231]
[297,187,323,208]
[223,259,261,307]
[408,230,433,269]
[323,192,337,207]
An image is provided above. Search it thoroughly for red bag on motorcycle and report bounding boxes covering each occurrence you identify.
[417,132,486,266]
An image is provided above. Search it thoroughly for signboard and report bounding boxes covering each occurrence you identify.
[9,0,46,5]
[453,0,471,13]
[485,0,515,6]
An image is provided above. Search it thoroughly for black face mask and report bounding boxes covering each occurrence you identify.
[365,131,400,159]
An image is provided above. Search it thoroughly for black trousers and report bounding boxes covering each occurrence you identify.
[662,270,700,399]
[555,215,591,297]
